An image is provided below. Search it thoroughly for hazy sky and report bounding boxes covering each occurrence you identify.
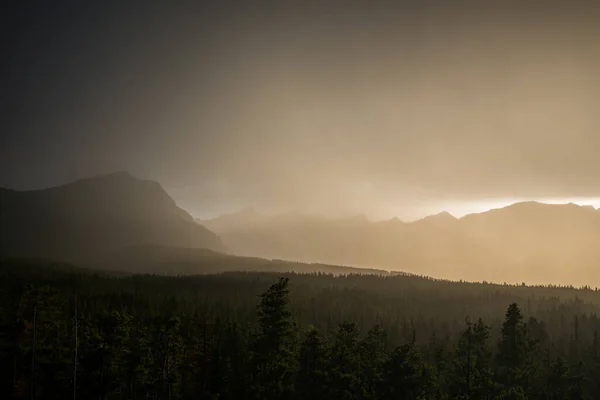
[2,1,599,220]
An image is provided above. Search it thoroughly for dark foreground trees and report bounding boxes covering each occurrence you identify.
[450,318,493,399]
[2,266,600,399]
[251,277,298,400]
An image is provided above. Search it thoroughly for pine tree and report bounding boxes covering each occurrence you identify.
[359,325,387,400]
[327,321,364,400]
[251,277,298,400]
[497,303,533,396]
[378,343,433,400]
[296,327,327,400]
[451,317,492,399]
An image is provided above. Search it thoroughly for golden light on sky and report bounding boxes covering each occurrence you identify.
[2,2,600,222]
[435,198,600,220]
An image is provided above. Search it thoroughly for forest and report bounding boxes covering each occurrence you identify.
[1,259,600,399]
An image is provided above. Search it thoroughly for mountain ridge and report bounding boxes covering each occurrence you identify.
[3,172,600,286]
[199,200,597,225]
[201,201,600,286]
[0,172,225,262]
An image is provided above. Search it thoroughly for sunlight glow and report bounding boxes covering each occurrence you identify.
[440,198,600,219]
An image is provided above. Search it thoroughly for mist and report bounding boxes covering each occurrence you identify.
[5,4,600,398]
[2,1,599,221]
[168,2,600,219]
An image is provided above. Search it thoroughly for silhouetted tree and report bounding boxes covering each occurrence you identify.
[251,277,298,400]
[296,327,327,400]
[497,303,535,396]
[327,321,364,400]
[451,317,493,399]
[378,344,432,400]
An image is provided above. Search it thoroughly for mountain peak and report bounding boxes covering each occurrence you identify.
[498,200,596,214]
[504,200,544,209]
[434,211,456,219]
[0,173,224,260]
[417,211,457,224]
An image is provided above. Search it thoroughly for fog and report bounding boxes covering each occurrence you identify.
[2,1,600,221]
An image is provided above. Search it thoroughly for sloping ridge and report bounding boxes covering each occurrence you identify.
[93,243,390,276]
[203,201,600,286]
[0,171,224,262]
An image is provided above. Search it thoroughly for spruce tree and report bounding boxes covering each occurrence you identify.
[251,277,298,400]
[497,303,532,396]
[296,327,327,400]
[378,344,432,400]
[451,317,493,399]
[359,325,387,400]
[327,321,363,400]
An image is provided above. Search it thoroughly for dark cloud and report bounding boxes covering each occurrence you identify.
[2,1,599,218]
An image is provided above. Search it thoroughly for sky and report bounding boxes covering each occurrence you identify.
[2,1,600,220]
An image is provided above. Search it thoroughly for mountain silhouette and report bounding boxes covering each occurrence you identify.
[0,171,224,262]
[203,202,600,286]
[3,172,599,286]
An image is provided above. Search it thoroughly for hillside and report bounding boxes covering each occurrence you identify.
[90,244,390,276]
[0,172,224,262]
[201,202,600,286]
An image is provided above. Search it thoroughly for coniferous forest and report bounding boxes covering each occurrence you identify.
[4,1,600,399]
[2,259,600,399]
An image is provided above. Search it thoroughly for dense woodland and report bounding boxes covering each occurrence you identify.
[2,259,600,399]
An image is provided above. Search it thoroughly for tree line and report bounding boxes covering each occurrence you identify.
[1,260,600,399]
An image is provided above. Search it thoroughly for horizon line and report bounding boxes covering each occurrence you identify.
[193,198,600,223]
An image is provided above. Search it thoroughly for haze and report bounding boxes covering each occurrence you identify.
[2,1,599,220]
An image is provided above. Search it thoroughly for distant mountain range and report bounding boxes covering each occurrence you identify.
[199,202,600,286]
[0,171,224,262]
[2,171,599,286]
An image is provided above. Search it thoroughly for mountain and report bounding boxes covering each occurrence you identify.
[0,172,224,262]
[413,211,458,227]
[202,202,600,286]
